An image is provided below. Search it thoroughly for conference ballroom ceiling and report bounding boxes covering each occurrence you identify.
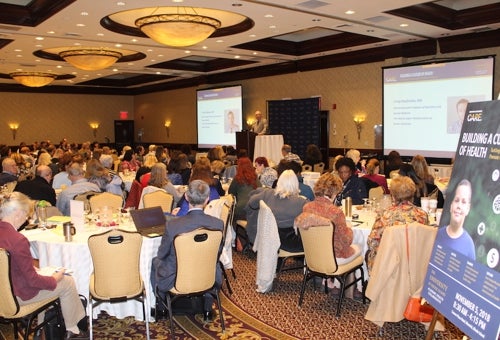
[0,0,499,94]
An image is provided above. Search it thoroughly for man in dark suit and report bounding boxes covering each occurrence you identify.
[0,157,18,186]
[151,179,224,321]
[14,165,57,206]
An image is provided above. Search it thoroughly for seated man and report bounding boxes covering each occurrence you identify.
[0,157,19,186]
[15,165,57,206]
[56,163,101,216]
[151,180,224,321]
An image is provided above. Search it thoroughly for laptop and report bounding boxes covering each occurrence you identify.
[130,206,167,238]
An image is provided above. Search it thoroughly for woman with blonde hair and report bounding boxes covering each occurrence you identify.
[86,158,124,196]
[146,162,181,204]
[246,169,306,251]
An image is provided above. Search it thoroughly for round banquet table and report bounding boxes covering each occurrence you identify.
[22,221,160,322]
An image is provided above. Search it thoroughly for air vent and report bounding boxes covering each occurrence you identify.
[336,24,353,28]
[364,16,391,23]
[297,0,330,9]
[64,32,82,37]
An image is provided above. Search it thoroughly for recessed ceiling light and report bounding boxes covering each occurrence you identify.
[234,55,240,59]
[400,23,408,27]
[97,33,104,36]
[158,54,164,57]
[216,40,224,43]
[147,49,153,52]
[172,0,183,3]
[127,62,134,65]
[156,71,161,74]
[269,25,276,29]
[81,12,88,16]
[115,43,122,47]
[56,65,62,68]
[76,23,86,27]
[202,46,208,49]
[16,54,22,57]
[131,39,137,42]
[252,52,258,55]
[249,34,256,38]
[14,49,21,52]
[35,37,44,41]
[116,2,125,6]
[265,14,273,18]
[47,31,55,34]
[112,68,118,72]
[185,50,191,54]
[345,10,355,15]
[35,44,43,48]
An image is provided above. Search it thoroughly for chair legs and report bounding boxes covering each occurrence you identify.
[220,262,233,295]
[298,266,365,317]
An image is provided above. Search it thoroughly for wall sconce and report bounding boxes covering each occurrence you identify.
[353,116,365,140]
[164,120,171,137]
[89,122,99,138]
[246,118,255,129]
[9,123,19,140]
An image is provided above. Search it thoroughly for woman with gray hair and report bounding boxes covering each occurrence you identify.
[0,192,88,338]
[366,176,429,274]
[246,169,306,251]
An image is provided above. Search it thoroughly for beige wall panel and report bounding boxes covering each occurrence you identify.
[0,92,133,146]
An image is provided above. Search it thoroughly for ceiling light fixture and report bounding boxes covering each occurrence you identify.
[59,48,123,71]
[135,7,222,47]
[9,72,57,87]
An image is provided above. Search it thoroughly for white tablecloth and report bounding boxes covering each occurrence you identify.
[253,135,284,167]
[23,223,160,322]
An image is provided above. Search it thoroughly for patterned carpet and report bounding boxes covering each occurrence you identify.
[1,251,467,339]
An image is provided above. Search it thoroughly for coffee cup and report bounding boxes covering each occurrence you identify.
[63,222,76,242]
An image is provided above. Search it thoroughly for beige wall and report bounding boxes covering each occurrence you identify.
[1,46,498,149]
[0,92,133,146]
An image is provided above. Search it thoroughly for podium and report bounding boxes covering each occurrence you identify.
[236,131,257,159]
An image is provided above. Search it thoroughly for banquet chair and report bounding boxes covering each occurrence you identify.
[0,248,64,340]
[155,228,224,337]
[313,162,325,173]
[142,190,174,213]
[369,186,384,201]
[302,164,312,172]
[89,192,124,213]
[73,191,100,213]
[298,223,365,317]
[253,201,304,293]
[88,229,150,340]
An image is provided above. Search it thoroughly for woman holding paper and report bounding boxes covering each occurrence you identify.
[0,192,88,338]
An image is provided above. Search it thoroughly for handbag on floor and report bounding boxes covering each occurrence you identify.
[403,225,435,323]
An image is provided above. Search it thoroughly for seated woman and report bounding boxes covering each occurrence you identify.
[228,157,260,224]
[362,158,390,194]
[120,149,140,172]
[254,156,277,188]
[246,170,306,252]
[295,172,361,264]
[142,162,182,206]
[399,163,444,208]
[135,153,157,185]
[174,158,221,216]
[86,158,124,196]
[302,144,323,168]
[366,176,429,274]
[0,192,88,338]
[334,157,367,206]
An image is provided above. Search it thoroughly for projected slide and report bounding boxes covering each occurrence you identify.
[383,57,494,158]
[197,85,243,149]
